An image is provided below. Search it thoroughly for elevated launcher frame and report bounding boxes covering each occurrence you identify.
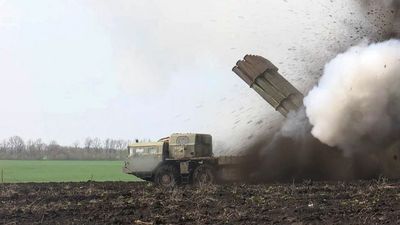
[233,55,304,116]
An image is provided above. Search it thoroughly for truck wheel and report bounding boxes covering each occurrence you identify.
[193,165,215,185]
[154,165,178,187]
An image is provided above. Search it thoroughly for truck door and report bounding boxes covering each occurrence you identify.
[162,141,169,160]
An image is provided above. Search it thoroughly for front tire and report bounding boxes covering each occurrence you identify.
[154,165,179,187]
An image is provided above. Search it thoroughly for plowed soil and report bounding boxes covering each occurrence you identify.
[1,181,400,224]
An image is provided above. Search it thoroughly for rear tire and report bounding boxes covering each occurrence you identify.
[154,165,179,188]
[193,164,215,186]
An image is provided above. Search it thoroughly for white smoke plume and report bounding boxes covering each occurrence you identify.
[304,39,400,154]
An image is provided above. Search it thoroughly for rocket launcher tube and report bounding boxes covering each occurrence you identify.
[232,55,304,117]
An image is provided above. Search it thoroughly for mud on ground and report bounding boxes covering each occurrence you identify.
[1,181,400,225]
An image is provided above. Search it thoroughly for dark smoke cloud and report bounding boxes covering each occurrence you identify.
[240,108,384,182]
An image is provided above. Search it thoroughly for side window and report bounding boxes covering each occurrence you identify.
[147,147,158,154]
[129,146,160,156]
[129,147,144,156]
[136,148,145,154]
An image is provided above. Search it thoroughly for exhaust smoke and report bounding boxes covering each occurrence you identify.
[304,39,400,155]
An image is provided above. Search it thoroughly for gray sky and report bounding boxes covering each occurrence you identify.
[0,0,391,152]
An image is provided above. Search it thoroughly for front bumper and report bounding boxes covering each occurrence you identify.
[122,166,153,181]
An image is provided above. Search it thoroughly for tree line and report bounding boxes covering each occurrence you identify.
[0,136,131,160]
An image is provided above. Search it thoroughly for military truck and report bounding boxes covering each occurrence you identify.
[123,55,317,186]
[123,133,245,187]
[123,55,300,186]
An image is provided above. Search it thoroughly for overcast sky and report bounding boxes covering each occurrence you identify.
[0,0,392,152]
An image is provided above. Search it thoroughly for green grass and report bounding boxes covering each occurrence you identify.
[0,160,140,183]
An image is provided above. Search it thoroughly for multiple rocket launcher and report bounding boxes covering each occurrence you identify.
[233,55,304,117]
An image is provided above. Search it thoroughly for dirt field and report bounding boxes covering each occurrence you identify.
[1,181,400,225]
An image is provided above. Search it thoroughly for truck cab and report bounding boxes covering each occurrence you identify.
[123,133,216,186]
[123,141,165,181]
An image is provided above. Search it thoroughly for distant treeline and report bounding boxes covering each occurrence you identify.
[0,136,130,160]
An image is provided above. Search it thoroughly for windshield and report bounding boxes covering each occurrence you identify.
[129,146,160,157]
